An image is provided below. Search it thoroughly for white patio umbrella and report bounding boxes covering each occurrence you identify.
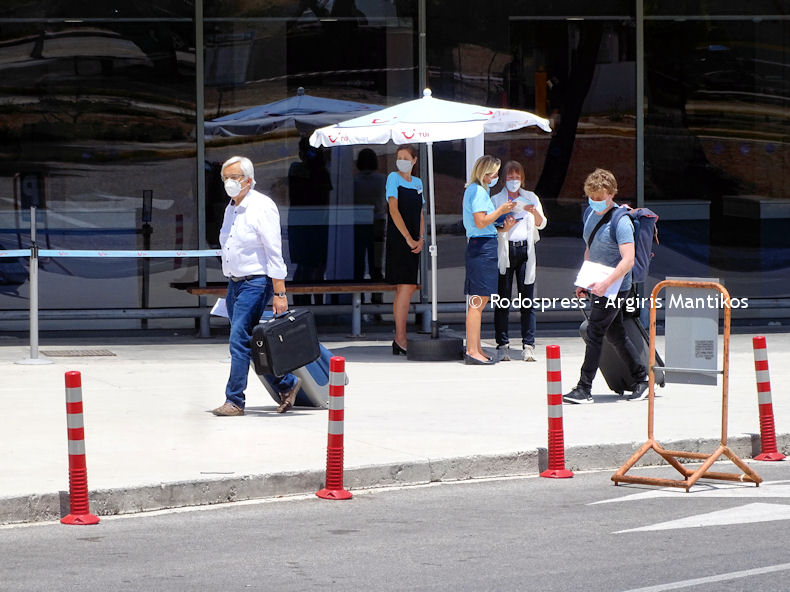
[309,88,552,340]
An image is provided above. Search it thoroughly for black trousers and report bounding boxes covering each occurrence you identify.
[577,290,646,392]
[494,243,535,347]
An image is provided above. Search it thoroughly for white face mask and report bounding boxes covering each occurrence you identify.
[506,180,521,193]
[396,159,413,173]
[224,178,243,198]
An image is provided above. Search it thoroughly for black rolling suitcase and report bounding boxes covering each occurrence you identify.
[251,309,321,377]
[580,309,665,396]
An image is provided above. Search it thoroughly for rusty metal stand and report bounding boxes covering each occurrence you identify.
[611,280,762,492]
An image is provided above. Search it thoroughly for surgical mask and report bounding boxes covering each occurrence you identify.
[396,159,413,173]
[506,180,521,193]
[224,178,243,198]
[488,176,499,188]
[588,197,608,213]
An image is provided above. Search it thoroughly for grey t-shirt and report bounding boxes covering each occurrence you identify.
[583,207,635,292]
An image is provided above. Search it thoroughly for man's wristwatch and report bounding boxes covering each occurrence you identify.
[274,291,287,298]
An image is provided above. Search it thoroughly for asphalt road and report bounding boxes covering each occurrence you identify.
[2,462,790,592]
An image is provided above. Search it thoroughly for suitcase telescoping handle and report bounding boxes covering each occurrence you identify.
[577,290,591,321]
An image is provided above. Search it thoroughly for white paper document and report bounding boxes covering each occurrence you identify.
[574,260,623,300]
[210,297,229,318]
[509,196,535,219]
[511,195,534,212]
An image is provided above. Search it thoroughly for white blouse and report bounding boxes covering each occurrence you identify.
[490,188,547,284]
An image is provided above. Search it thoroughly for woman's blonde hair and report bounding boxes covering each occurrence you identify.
[466,155,501,188]
[583,168,618,197]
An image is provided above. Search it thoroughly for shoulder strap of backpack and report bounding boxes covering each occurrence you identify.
[586,206,615,249]
[609,205,631,242]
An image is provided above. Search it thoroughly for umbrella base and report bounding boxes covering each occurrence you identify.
[406,335,464,361]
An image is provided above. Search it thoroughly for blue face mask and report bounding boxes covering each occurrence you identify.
[488,176,499,188]
[588,197,608,213]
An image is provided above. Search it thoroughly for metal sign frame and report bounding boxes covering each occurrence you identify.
[611,279,762,491]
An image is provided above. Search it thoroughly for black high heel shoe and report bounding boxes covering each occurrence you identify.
[392,341,408,356]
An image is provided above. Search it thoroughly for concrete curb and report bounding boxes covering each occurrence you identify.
[3,433,786,526]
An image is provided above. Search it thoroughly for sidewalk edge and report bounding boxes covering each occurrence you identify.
[2,433,782,525]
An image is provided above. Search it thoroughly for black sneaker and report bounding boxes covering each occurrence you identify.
[563,386,593,404]
[627,381,650,401]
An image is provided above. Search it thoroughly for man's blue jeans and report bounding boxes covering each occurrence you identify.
[224,276,297,409]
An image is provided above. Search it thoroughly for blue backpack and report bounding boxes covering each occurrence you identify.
[583,204,659,283]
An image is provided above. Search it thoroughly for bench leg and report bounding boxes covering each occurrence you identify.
[199,310,211,338]
[350,292,363,338]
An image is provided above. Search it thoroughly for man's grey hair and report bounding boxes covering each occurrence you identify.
[221,156,256,188]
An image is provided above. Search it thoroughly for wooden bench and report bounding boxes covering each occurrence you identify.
[174,281,424,337]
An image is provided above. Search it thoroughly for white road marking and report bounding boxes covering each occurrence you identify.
[591,480,790,504]
[615,502,790,533]
[620,561,790,592]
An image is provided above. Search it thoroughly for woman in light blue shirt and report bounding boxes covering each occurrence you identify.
[462,155,516,365]
[384,144,424,355]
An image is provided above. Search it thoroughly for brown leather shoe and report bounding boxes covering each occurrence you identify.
[276,378,302,414]
[212,402,244,416]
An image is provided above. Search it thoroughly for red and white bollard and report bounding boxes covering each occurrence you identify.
[61,371,100,525]
[316,356,352,500]
[752,336,786,461]
[540,345,574,479]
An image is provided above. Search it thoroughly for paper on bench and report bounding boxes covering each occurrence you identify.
[210,298,229,318]
[574,260,623,300]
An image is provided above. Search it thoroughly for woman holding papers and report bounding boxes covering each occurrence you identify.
[563,168,648,404]
[462,155,517,365]
[385,144,424,355]
[490,161,547,362]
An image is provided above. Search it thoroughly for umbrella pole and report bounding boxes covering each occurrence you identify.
[426,141,439,339]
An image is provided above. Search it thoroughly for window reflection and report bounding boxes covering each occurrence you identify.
[203,8,416,290]
[1,2,788,324]
[0,18,196,311]
[645,15,790,297]
[427,3,637,302]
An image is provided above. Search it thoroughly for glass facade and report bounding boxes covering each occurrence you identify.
[643,6,790,306]
[0,1,198,327]
[202,1,416,304]
[1,1,788,330]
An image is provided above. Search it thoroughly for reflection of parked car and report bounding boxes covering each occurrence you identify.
[688,45,755,93]
[34,27,152,63]
[689,44,790,99]
[286,1,393,96]
[26,24,182,77]
[0,254,27,295]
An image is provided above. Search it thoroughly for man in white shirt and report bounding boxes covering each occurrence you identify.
[212,156,301,416]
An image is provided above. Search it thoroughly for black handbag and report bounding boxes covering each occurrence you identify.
[251,309,321,377]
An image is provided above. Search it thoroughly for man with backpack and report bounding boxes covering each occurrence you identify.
[563,168,649,404]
